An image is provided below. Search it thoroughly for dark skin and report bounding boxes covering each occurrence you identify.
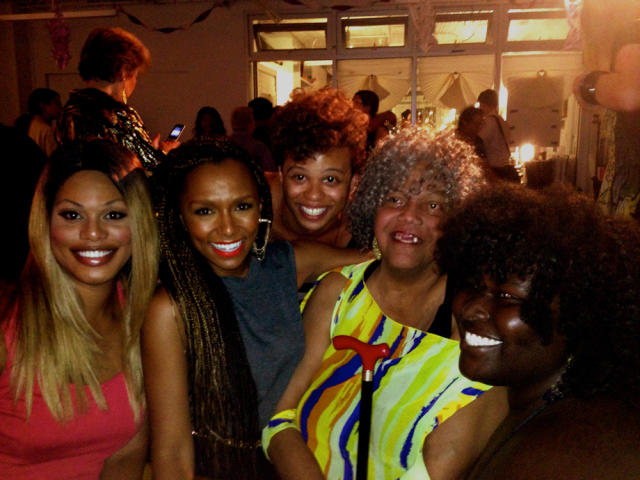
[455,274,640,479]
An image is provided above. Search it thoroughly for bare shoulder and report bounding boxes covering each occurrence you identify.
[143,286,186,350]
[304,272,348,310]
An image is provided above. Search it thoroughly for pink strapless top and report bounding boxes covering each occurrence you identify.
[0,315,142,479]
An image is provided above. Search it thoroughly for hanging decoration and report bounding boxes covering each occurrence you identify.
[115,3,222,34]
[409,0,437,55]
[564,0,582,50]
[508,0,539,7]
[47,0,71,70]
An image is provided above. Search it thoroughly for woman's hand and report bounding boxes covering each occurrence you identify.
[142,287,195,480]
[152,133,181,154]
[268,272,347,479]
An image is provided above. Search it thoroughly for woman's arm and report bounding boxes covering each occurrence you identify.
[268,272,348,480]
[574,44,640,112]
[100,416,149,480]
[422,386,508,480]
[292,240,370,289]
[142,287,195,480]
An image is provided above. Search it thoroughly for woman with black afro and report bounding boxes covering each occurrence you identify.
[436,183,640,479]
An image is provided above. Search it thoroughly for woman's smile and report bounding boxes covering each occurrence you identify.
[210,240,244,257]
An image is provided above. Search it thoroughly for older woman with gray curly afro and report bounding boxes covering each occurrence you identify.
[347,126,486,250]
[264,127,504,480]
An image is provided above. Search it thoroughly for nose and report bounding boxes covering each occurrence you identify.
[397,198,423,225]
[304,180,323,202]
[80,217,107,241]
[462,292,492,322]
[218,211,239,237]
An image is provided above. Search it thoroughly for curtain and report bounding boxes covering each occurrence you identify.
[417,55,494,110]
[337,58,412,112]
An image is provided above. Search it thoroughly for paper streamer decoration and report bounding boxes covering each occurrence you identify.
[48,1,71,70]
[564,0,583,50]
[115,4,220,34]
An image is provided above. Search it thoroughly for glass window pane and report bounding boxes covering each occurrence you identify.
[253,19,327,52]
[508,18,570,42]
[342,16,407,49]
[254,60,332,105]
[434,13,490,45]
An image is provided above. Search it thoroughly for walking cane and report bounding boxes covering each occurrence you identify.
[333,335,391,480]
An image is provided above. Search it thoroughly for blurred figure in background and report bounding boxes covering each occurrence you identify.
[575,0,640,219]
[230,106,276,173]
[57,27,178,174]
[14,88,62,157]
[353,90,397,151]
[193,106,226,138]
[456,106,486,161]
[248,97,274,153]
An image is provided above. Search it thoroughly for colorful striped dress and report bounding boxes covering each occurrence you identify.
[298,261,489,479]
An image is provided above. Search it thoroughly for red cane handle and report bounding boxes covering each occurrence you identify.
[333,335,391,373]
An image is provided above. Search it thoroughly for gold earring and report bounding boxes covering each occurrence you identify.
[372,237,382,260]
[121,77,127,104]
[252,218,271,262]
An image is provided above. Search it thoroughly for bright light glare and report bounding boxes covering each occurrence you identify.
[520,144,535,163]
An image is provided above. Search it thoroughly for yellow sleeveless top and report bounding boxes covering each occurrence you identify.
[298,261,489,479]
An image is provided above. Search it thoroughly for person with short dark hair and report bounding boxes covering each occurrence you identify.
[457,106,487,160]
[193,106,226,137]
[437,183,640,478]
[57,27,178,173]
[353,89,397,151]
[477,89,518,183]
[14,88,62,157]
[269,88,369,247]
[230,106,276,172]
[248,97,274,152]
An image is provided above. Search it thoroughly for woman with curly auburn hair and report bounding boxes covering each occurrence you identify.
[58,27,179,173]
[0,140,158,478]
[263,128,506,480]
[436,183,640,479]
[269,88,368,248]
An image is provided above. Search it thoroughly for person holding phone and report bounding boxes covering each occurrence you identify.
[57,27,180,174]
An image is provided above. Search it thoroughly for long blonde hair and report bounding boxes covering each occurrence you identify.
[4,140,158,422]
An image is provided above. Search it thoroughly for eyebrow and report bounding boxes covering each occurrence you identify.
[188,194,257,206]
[55,198,125,207]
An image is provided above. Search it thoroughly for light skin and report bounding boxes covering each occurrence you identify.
[143,158,369,480]
[0,170,148,479]
[271,146,353,247]
[268,167,507,479]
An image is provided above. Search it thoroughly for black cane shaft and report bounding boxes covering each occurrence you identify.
[357,380,374,480]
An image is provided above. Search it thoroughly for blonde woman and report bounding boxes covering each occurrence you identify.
[0,139,158,478]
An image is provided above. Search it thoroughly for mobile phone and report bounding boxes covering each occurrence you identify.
[166,124,185,142]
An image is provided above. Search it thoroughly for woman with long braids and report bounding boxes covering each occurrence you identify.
[142,137,368,479]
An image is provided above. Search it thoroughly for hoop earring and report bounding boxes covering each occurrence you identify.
[372,237,382,261]
[252,218,271,262]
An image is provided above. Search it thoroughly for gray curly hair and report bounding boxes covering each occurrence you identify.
[346,127,486,249]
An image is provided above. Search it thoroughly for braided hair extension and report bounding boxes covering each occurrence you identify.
[154,137,273,478]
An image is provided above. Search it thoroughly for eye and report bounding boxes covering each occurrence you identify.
[106,210,127,220]
[295,174,305,181]
[325,176,336,184]
[237,202,254,211]
[195,207,212,215]
[59,210,80,220]
[499,292,521,301]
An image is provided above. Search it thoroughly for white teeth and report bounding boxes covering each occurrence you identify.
[301,206,327,216]
[392,233,420,244]
[464,331,503,347]
[211,240,242,252]
[77,250,111,258]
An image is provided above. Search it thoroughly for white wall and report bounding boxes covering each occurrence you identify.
[1,3,251,140]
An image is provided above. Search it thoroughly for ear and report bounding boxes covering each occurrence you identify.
[278,165,283,184]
